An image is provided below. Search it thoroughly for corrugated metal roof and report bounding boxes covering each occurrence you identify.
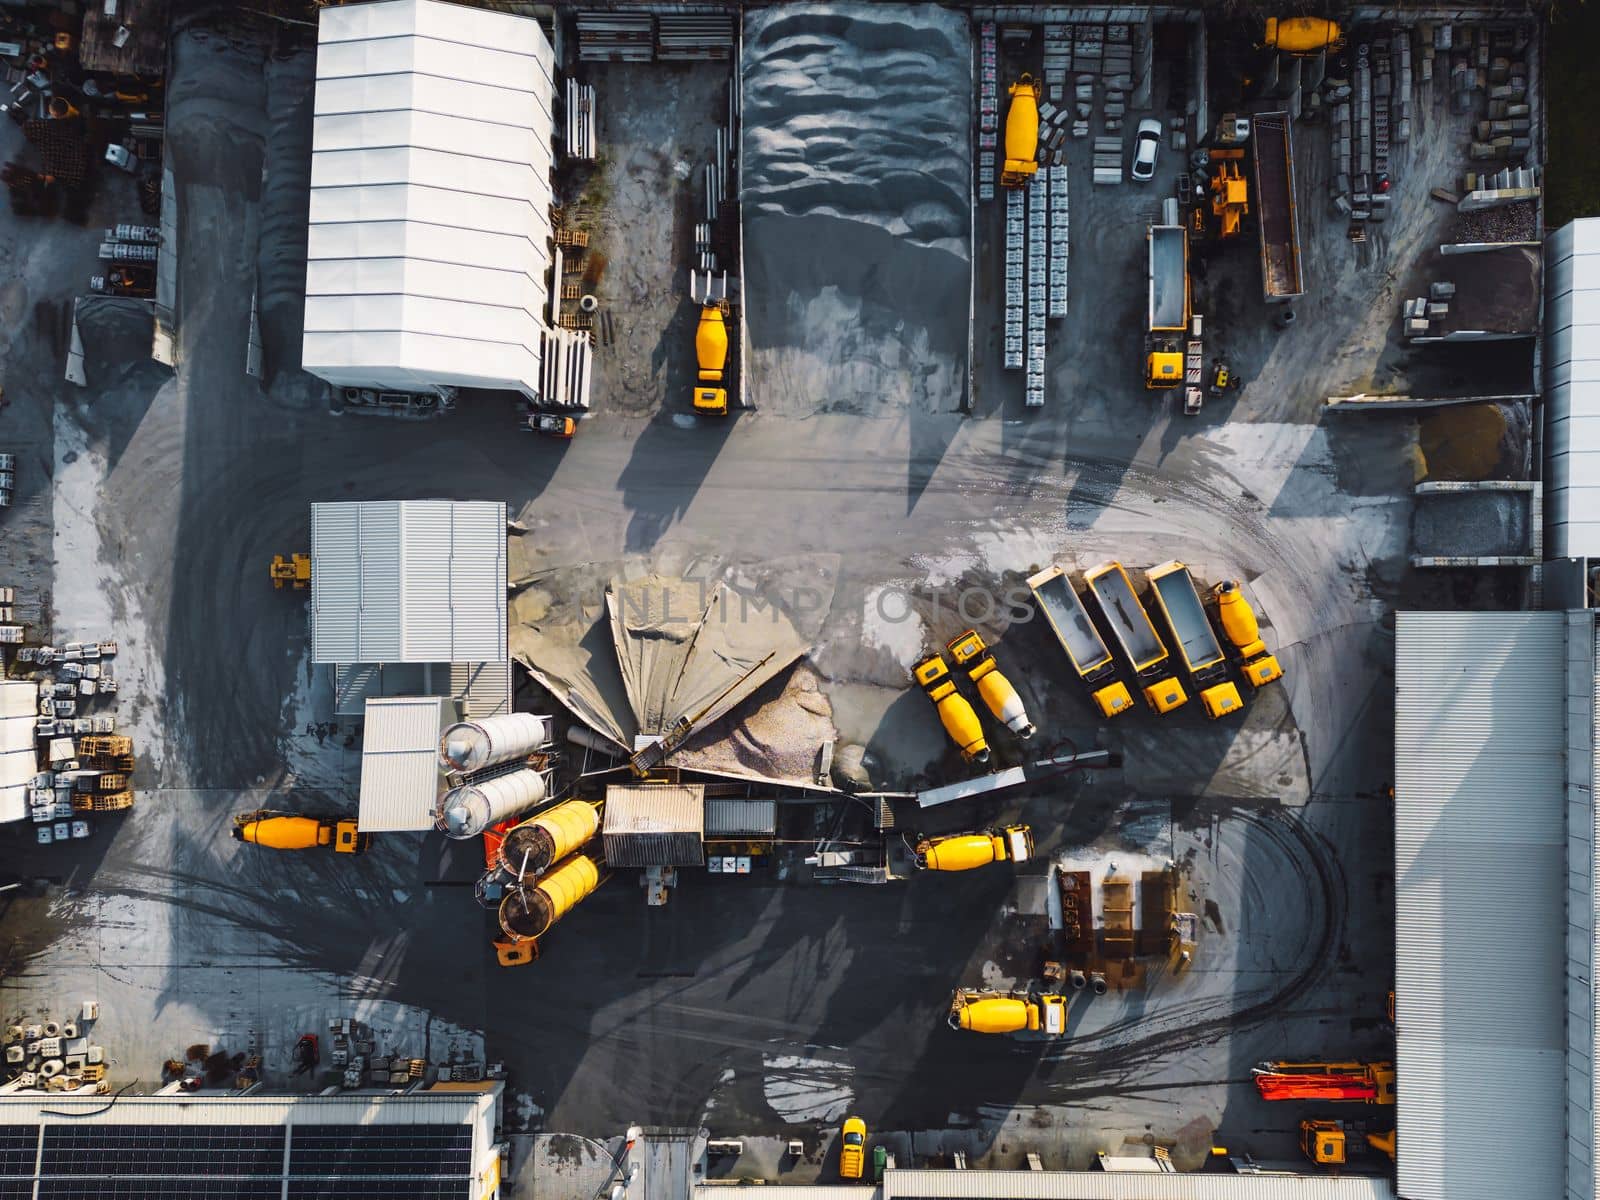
[305,0,556,400]
[603,783,705,866]
[882,1169,1393,1199]
[705,798,777,836]
[451,659,510,718]
[0,1090,496,1125]
[1395,611,1569,1200]
[0,680,37,824]
[311,499,506,665]
[358,696,448,832]
[695,1189,877,1200]
[1545,218,1600,558]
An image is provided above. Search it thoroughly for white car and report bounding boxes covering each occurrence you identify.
[1130,118,1162,182]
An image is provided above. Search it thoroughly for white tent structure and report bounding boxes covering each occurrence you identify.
[305,0,566,401]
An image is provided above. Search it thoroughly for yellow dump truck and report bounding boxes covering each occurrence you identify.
[916,825,1033,871]
[1262,17,1343,55]
[948,989,1067,1036]
[692,304,730,415]
[1146,225,1190,388]
[231,811,368,855]
[912,653,990,764]
[945,629,1035,739]
[1026,566,1133,718]
[1083,562,1186,714]
[1144,561,1244,720]
[1001,75,1041,188]
[1211,580,1284,687]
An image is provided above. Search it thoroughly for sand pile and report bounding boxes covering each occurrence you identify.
[741,3,971,416]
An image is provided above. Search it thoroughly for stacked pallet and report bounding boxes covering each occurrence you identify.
[979,22,997,200]
[1048,166,1068,318]
[1003,188,1023,370]
[1042,25,1070,101]
[1025,176,1047,407]
[1092,136,1122,186]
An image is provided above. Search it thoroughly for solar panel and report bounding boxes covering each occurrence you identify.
[37,1180,284,1199]
[287,1182,467,1200]
[40,1125,286,1176]
[0,1182,31,1199]
[0,1126,37,1174]
[288,1125,471,1175]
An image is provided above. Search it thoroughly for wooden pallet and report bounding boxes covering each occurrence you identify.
[1102,876,1135,960]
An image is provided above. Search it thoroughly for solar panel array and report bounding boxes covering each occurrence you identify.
[0,1123,474,1197]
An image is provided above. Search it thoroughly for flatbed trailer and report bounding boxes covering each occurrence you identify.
[1252,112,1304,302]
[1145,561,1243,719]
[1026,566,1133,717]
[1082,562,1186,714]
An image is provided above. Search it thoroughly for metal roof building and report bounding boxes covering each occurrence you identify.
[1547,217,1600,560]
[603,783,706,866]
[358,694,452,832]
[692,1172,1394,1200]
[0,680,37,824]
[1395,611,1595,1200]
[0,1087,502,1196]
[305,0,558,400]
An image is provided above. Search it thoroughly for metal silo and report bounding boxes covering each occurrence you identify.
[496,800,602,878]
[497,853,603,941]
[438,713,553,773]
[435,767,548,839]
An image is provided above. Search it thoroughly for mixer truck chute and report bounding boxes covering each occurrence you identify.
[916,825,1033,872]
[1001,75,1041,188]
[1145,561,1244,720]
[912,653,990,764]
[1146,225,1190,388]
[946,629,1035,740]
[1026,566,1134,718]
[232,811,369,855]
[1211,580,1284,687]
[1083,562,1187,714]
[949,989,1067,1036]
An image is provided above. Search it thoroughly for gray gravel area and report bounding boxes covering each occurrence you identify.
[1413,490,1532,557]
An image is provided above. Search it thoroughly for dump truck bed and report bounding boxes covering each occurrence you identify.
[1027,566,1114,676]
[1253,113,1304,301]
[1148,562,1226,673]
[1148,226,1187,331]
[1085,563,1166,671]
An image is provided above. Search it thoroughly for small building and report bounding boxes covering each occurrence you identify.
[0,680,37,824]
[603,783,706,867]
[0,1087,502,1195]
[304,0,588,404]
[357,695,452,833]
[310,499,510,719]
[1394,610,1599,1200]
[1546,217,1600,566]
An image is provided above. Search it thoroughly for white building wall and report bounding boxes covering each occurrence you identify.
[1546,219,1600,559]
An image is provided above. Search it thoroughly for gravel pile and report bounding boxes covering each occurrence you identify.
[1451,200,1537,243]
[1412,491,1530,557]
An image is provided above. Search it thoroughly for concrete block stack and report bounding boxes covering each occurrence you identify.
[1093,136,1121,186]
[1043,25,1069,103]
[1004,188,1024,369]
[1026,175,1047,407]
[979,22,997,201]
[3,1004,107,1093]
[1401,280,1458,340]
[1048,166,1068,319]
[1472,25,1534,164]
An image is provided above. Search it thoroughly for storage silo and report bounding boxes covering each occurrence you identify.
[435,767,547,839]
[438,713,552,773]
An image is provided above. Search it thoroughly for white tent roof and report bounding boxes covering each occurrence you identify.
[310,500,507,665]
[304,0,556,399]
[0,680,37,824]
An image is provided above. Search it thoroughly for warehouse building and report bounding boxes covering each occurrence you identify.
[689,1171,1392,1200]
[0,1086,503,1196]
[1547,217,1600,572]
[304,0,590,407]
[1394,610,1598,1200]
[0,679,37,824]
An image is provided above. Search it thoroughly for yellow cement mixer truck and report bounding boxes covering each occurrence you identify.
[1001,74,1041,188]
[692,303,730,416]
[946,629,1035,740]
[1211,580,1284,687]
[232,811,369,855]
[915,825,1033,872]
[1262,17,1343,55]
[912,652,990,764]
[949,989,1068,1037]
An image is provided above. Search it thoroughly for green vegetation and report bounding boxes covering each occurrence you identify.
[1546,0,1600,227]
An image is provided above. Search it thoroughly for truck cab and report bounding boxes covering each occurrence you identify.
[839,1117,867,1180]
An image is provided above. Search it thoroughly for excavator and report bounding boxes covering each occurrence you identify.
[691,303,730,416]
[269,554,310,590]
[911,653,989,764]
[915,825,1033,871]
[1211,580,1284,687]
[232,811,369,854]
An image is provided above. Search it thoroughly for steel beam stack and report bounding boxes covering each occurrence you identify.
[564,77,597,162]
[1048,166,1068,318]
[656,14,733,61]
[577,12,653,62]
[1004,187,1023,369]
[979,22,997,201]
[1025,175,1047,406]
